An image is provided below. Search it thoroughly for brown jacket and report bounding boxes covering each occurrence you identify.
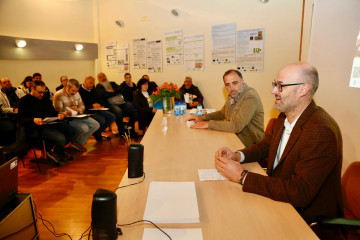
[242,100,343,223]
[203,84,264,147]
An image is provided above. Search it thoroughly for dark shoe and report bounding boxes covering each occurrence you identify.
[102,135,111,140]
[93,133,103,141]
[70,142,87,152]
[46,152,63,166]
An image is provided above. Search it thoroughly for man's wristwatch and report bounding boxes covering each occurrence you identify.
[239,170,249,185]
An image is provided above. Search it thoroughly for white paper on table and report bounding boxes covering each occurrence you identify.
[70,114,90,119]
[143,182,200,223]
[143,228,203,240]
[198,169,228,181]
[189,109,216,115]
[186,120,195,128]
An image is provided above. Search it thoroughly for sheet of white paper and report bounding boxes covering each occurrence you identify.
[189,109,216,115]
[186,120,195,128]
[143,228,203,240]
[198,169,228,181]
[89,108,109,111]
[42,117,59,123]
[143,182,200,223]
[65,107,78,116]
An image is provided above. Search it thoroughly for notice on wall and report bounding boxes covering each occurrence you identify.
[184,34,204,71]
[133,38,147,69]
[165,29,183,64]
[211,23,236,64]
[117,43,129,72]
[147,40,163,73]
[236,28,264,72]
[349,31,360,88]
[106,40,117,68]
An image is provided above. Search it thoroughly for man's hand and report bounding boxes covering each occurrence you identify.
[186,115,205,122]
[152,108,157,113]
[189,101,199,108]
[215,155,244,182]
[34,118,45,126]
[107,89,115,92]
[14,108,19,113]
[215,147,240,161]
[93,103,102,109]
[190,121,209,129]
[66,110,72,116]
[70,106,80,114]
[58,114,65,120]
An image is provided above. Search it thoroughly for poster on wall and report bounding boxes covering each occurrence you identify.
[349,31,360,88]
[117,43,129,73]
[106,40,117,68]
[165,29,183,64]
[147,40,163,73]
[184,34,204,71]
[133,38,147,69]
[236,28,264,72]
[211,23,236,64]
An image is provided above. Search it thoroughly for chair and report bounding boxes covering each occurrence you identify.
[258,118,277,169]
[311,162,360,239]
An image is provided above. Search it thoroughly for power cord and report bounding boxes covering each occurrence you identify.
[117,220,172,240]
[113,172,146,192]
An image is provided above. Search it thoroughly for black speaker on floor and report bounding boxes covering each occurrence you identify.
[128,143,144,178]
[91,188,117,240]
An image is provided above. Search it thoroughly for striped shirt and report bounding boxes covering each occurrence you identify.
[53,89,85,116]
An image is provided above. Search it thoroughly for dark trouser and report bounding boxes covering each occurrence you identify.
[138,111,155,131]
[109,101,135,134]
[31,123,76,157]
[91,111,116,135]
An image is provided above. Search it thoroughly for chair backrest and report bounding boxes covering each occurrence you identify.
[342,161,360,219]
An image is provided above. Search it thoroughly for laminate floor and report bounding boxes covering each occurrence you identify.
[18,131,131,240]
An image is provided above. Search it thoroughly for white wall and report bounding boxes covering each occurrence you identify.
[97,0,304,123]
[308,0,360,173]
[0,0,96,91]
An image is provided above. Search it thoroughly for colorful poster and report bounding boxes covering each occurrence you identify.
[165,29,183,64]
[117,43,129,72]
[184,34,204,71]
[147,40,163,73]
[211,23,236,64]
[133,38,147,69]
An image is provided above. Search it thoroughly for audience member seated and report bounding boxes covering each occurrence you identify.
[18,81,76,165]
[56,75,68,92]
[214,62,343,239]
[79,76,116,141]
[119,73,137,102]
[32,72,53,100]
[187,69,264,147]
[133,78,157,135]
[53,79,100,152]
[142,74,158,94]
[0,77,25,114]
[18,76,33,95]
[180,76,204,109]
[95,72,136,137]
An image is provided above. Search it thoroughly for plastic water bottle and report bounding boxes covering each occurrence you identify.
[180,102,186,115]
[197,103,203,116]
[174,103,180,116]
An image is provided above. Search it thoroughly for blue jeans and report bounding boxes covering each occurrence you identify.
[91,111,116,135]
[69,117,100,145]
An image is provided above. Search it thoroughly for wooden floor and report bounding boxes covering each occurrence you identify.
[18,131,132,239]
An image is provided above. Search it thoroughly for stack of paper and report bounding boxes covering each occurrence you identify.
[143,182,200,223]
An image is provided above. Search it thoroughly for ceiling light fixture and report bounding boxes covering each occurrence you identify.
[75,44,83,51]
[15,40,27,48]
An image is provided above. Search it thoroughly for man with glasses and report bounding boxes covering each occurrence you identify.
[187,69,264,147]
[18,81,76,165]
[215,62,343,239]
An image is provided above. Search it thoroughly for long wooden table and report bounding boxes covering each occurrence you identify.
[116,111,318,239]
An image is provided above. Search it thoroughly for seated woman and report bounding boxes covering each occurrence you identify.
[133,78,157,135]
[18,76,33,95]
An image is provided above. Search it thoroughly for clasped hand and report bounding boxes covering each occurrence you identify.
[215,147,244,182]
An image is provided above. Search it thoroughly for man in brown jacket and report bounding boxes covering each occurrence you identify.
[187,69,264,147]
[215,62,343,239]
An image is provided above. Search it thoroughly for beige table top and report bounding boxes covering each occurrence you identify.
[116,111,318,240]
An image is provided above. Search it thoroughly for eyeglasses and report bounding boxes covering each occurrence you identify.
[272,81,304,92]
[35,89,48,95]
